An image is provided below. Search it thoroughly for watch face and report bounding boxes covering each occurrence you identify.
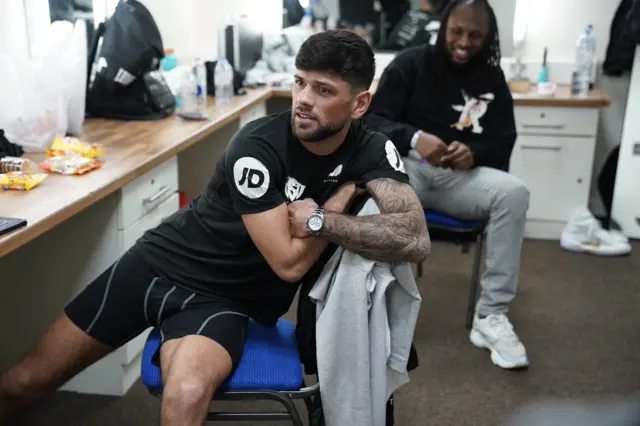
[308,215,323,231]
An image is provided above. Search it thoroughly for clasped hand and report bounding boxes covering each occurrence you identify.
[415,133,473,170]
[288,182,358,238]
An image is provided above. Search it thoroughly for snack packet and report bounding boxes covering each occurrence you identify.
[0,172,48,190]
[39,154,102,175]
[46,136,106,159]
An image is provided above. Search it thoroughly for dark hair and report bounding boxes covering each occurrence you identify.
[430,0,501,93]
[295,30,376,91]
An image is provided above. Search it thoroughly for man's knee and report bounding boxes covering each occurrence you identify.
[495,173,530,213]
[163,375,214,412]
[1,364,39,399]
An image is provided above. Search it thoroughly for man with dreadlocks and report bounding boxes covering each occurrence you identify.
[364,0,530,370]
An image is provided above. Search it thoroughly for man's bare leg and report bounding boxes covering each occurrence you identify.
[159,335,233,426]
[0,313,113,423]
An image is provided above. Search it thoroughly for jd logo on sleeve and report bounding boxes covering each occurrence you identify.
[234,157,270,199]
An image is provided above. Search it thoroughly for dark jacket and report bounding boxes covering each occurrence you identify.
[603,0,640,76]
[363,45,517,170]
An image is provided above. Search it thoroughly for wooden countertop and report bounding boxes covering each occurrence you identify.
[271,83,611,107]
[0,84,610,257]
[509,84,611,107]
[0,87,271,258]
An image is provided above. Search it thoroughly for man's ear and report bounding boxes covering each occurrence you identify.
[350,90,372,120]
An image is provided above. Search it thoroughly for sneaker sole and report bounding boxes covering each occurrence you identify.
[560,238,631,256]
[470,329,530,370]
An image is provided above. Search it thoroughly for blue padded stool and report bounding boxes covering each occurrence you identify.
[417,209,487,329]
[141,318,318,425]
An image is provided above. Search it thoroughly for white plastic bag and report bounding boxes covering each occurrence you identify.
[31,20,86,137]
[0,19,88,152]
[0,53,67,152]
[55,20,88,136]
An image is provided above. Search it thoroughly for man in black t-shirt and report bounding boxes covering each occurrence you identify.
[364,0,530,370]
[0,30,429,425]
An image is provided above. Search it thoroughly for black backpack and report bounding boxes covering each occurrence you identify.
[86,0,175,120]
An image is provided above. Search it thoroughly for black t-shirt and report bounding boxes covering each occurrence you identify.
[383,10,443,51]
[137,111,409,323]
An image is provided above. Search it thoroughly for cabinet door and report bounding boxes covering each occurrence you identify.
[510,135,595,222]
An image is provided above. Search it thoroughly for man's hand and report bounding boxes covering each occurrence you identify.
[321,178,430,264]
[441,141,474,170]
[323,182,358,212]
[288,182,358,238]
[288,198,319,238]
[415,132,448,166]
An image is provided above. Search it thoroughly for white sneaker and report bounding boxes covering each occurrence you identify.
[470,314,529,369]
[560,208,632,256]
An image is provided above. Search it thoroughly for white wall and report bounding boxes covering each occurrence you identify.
[489,0,516,57]
[139,0,282,63]
[516,0,619,61]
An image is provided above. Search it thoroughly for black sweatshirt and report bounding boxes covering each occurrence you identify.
[364,45,517,170]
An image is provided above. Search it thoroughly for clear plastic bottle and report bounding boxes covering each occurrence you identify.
[572,24,596,97]
[193,57,208,108]
[177,67,206,119]
[214,57,234,105]
[0,157,38,174]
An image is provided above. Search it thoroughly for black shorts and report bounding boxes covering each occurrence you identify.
[64,248,250,368]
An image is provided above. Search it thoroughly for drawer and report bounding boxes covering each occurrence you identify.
[118,156,178,230]
[119,193,180,253]
[514,106,598,137]
[239,101,266,128]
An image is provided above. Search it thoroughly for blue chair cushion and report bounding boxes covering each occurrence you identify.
[424,209,485,230]
[140,318,304,393]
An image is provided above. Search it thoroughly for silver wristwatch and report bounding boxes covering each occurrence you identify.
[306,208,325,236]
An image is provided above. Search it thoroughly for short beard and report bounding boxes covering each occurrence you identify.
[291,116,347,142]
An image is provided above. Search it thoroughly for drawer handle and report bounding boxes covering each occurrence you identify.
[522,124,566,130]
[143,185,172,204]
[521,144,562,151]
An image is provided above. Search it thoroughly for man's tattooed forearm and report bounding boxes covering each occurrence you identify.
[321,178,430,263]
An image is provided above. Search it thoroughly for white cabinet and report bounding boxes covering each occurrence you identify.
[61,157,180,396]
[510,105,599,239]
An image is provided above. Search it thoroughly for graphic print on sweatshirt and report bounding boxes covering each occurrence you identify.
[450,90,495,134]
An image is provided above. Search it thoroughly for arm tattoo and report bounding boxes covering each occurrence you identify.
[322,178,430,263]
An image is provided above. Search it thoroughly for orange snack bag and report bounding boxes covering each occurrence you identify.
[39,155,102,175]
[45,136,106,159]
[0,172,48,190]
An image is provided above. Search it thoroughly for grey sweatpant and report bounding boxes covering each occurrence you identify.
[404,157,530,315]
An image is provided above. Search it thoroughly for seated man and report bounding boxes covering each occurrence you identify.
[364,0,530,369]
[382,0,451,50]
[0,30,429,425]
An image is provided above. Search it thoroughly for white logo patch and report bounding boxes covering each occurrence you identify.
[284,176,306,202]
[329,164,343,177]
[233,157,270,199]
[425,21,441,45]
[385,140,405,173]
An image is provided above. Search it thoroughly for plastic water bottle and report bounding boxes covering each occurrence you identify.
[214,57,234,105]
[572,24,596,97]
[177,67,206,120]
[193,57,207,108]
